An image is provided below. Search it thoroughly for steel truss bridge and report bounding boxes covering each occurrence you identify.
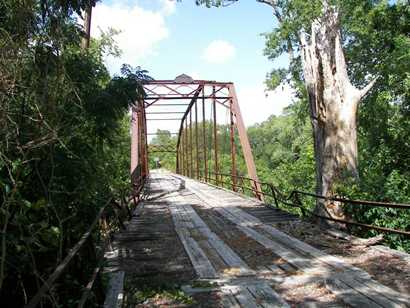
[131,74,263,199]
[26,75,410,308]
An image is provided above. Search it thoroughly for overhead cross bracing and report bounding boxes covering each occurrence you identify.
[131,74,263,199]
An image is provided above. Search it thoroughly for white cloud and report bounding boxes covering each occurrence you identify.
[202,40,236,64]
[91,0,174,73]
[237,82,296,126]
[160,0,176,16]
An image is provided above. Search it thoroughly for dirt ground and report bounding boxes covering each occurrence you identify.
[271,219,410,295]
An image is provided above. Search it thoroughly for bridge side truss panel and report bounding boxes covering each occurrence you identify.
[131,79,263,200]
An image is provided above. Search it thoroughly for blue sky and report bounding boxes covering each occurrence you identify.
[139,0,283,83]
[92,0,294,127]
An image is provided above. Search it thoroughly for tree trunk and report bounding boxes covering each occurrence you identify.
[299,3,376,219]
[81,5,92,49]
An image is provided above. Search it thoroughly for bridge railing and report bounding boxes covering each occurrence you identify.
[207,172,410,237]
[131,164,146,207]
[26,165,146,308]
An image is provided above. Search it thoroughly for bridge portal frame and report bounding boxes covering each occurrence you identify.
[131,76,263,200]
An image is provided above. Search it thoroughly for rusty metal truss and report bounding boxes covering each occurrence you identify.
[131,74,263,200]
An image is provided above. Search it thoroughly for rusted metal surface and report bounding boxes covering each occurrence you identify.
[228,84,263,200]
[131,100,149,179]
[130,105,140,174]
[202,90,207,182]
[189,109,193,178]
[142,106,149,177]
[138,77,263,200]
[195,100,199,179]
[211,172,410,237]
[212,86,219,186]
[230,108,237,192]
[184,120,188,176]
[175,86,203,174]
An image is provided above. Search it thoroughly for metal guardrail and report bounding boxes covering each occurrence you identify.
[25,165,147,308]
[131,164,146,208]
[205,172,410,237]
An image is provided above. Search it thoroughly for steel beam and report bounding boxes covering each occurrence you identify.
[212,86,219,186]
[202,90,207,182]
[130,105,139,174]
[230,106,237,192]
[228,84,263,201]
[195,100,199,179]
[189,109,193,178]
[140,79,262,201]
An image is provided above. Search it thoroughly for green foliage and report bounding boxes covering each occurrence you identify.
[265,68,289,90]
[245,105,315,214]
[0,2,150,306]
[123,276,194,307]
[198,0,410,249]
[149,130,178,171]
[333,1,410,250]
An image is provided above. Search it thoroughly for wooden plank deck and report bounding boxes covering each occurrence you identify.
[105,171,410,307]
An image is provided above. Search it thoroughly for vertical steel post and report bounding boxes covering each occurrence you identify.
[141,105,149,177]
[208,95,212,182]
[189,109,193,178]
[202,89,207,182]
[176,144,179,173]
[185,119,188,176]
[212,86,219,185]
[138,108,143,174]
[130,105,139,174]
[183,127,187,176]
[230,103,237,191]
[195,100,199,179]
[180,130,183,175]
[184,127,187,176]
[182,122,184,175]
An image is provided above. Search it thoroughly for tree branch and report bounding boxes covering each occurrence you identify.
[359,77,379,100]
[256,0,277,7]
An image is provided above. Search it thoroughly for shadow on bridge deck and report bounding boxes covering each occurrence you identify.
[104,171,410,308]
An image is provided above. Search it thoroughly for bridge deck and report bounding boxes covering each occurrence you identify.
[105,171,409,307]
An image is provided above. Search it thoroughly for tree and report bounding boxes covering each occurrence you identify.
[0,1,151,304]
[197,0,379,220]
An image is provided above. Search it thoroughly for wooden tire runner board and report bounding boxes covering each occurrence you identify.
[109,171,410,307]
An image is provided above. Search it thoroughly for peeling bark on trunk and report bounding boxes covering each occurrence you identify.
[299,3,376,220]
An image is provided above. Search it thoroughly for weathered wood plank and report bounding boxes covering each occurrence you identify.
[167,199,217,278]
[220,292,241,308]
[178,204,253,276]
[268,264,284,275]
[335,272,409,307]
[325,278,383,308]
[247,283,290,308]
[186,183,316,272]
[184,177,410,307]
[222,285,258,308]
